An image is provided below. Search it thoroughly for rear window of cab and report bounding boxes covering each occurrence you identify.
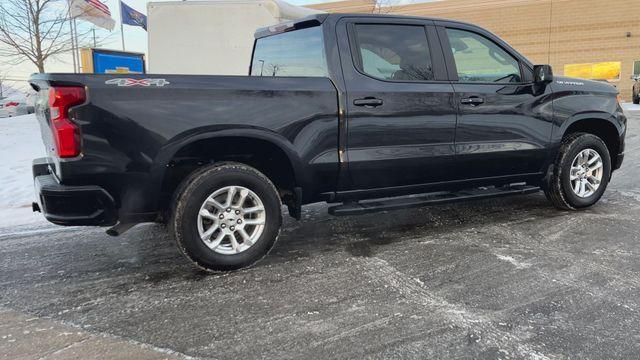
[251,27,328,77]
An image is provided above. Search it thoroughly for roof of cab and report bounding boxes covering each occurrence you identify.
[254,13,479,38]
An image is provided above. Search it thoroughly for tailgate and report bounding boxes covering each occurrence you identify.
[29,74,88,180]
[31,80,56,159]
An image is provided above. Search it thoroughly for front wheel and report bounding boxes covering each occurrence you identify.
[544,133,611,210]
[170,163,282,271]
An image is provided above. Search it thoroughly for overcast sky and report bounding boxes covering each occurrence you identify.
[1,0,337,86]
[3,0,430,92]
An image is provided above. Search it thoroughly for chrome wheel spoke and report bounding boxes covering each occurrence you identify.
[199,208,217,221]
[238,229,252,245]
[225,186,237,208]
[573,180,581,195]
[243,217,265,226]
[587,176,601,185]
[208,231,226,249]
[244,205,264,214]
[206,197,225,211]
[588,162,602,173]
[229,233,240,253]
[236,189,249,207]
[200,225,217,241]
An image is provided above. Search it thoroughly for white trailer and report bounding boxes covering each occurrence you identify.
[147,0,322,75]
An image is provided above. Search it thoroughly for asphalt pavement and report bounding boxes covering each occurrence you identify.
[1,110,639,359]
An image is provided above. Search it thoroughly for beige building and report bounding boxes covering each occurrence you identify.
[309,0,640,100]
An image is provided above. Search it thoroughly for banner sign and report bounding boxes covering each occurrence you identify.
[80,48,145,74]
[564,61,621,81]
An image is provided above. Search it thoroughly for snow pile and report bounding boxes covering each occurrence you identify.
[0,114,50,230]
[622,102,640,112]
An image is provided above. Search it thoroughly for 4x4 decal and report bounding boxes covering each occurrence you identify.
[105,78,170,87]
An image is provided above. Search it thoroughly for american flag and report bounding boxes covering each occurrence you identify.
[84,0,111,16]
[69,0,115,30]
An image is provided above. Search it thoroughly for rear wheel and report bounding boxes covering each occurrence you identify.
[170,163,282,271]
[544,133,611,210]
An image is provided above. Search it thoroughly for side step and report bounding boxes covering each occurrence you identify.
[328,185,540,216]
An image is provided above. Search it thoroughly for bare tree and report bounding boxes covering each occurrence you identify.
[0,0,108,73]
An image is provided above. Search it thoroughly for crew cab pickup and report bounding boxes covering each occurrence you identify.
[30,14,626,271]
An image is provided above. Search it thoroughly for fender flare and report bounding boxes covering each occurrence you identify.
[556,111,624,141]
[144,128,310,210]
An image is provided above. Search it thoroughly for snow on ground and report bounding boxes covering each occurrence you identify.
[622,102,640,112]
[0,114,51,231]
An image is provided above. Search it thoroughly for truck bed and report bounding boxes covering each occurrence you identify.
[29,73,340,223]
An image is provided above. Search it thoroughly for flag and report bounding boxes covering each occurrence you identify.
[68,0,116,31]
[120,1,147,31]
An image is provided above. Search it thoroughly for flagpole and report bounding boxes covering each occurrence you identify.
[67,4,77,73]
[73,18,81,72]
[119,0,126,51]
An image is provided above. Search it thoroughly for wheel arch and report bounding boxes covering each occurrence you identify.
[559,115,623,168]
[151,129,307,212]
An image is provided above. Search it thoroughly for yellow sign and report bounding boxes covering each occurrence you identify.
[564,61,621,81]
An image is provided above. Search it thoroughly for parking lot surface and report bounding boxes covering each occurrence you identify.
[1,110,639,359]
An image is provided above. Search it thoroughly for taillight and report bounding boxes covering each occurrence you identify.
[5,101,19,107]
[48,86,85,158]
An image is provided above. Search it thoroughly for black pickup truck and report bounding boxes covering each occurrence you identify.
[30,14,626,271]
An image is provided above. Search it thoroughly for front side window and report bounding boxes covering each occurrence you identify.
[251,27,328,77]
[446,28,521,83]
[354,24,434,81]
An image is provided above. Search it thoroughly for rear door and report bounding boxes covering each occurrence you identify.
[336,17,458,190]
[437,22,553,180]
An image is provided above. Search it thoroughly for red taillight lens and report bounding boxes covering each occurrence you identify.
[48,87,85,158]
[5,101,19,107]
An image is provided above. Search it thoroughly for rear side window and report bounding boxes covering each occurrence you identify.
[251,27,328,77]
[354,24,434,81]
[446,28,521,83]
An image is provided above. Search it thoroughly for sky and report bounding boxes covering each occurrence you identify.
[1,0,343,92]
[2,0,431,92]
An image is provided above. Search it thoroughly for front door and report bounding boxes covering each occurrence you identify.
[337,18,458,191]
[437,23,554,180]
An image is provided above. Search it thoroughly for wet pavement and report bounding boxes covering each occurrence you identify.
[1,110,639,359]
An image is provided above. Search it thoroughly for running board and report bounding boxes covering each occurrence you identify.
[328,185,540,216]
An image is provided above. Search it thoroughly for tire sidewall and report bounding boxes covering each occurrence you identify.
[173,165,282,270]
[559,135,611,208]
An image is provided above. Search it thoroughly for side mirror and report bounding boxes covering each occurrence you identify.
[534,64,553,84]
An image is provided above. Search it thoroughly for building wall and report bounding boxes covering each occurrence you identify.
[309,0,640,100]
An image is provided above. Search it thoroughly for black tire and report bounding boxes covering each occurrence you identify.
[633,96,639,105]
[169,162,282,271]
[544,133,611,210]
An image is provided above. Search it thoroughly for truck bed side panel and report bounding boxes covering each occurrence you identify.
[31,74,339,218]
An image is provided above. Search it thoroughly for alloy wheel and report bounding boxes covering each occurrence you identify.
[569,148,603,198]
[197,185,266,254]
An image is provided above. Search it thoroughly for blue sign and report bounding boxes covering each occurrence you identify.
[92,50,145,74]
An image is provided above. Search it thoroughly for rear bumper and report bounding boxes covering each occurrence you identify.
[33,158,117,226]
